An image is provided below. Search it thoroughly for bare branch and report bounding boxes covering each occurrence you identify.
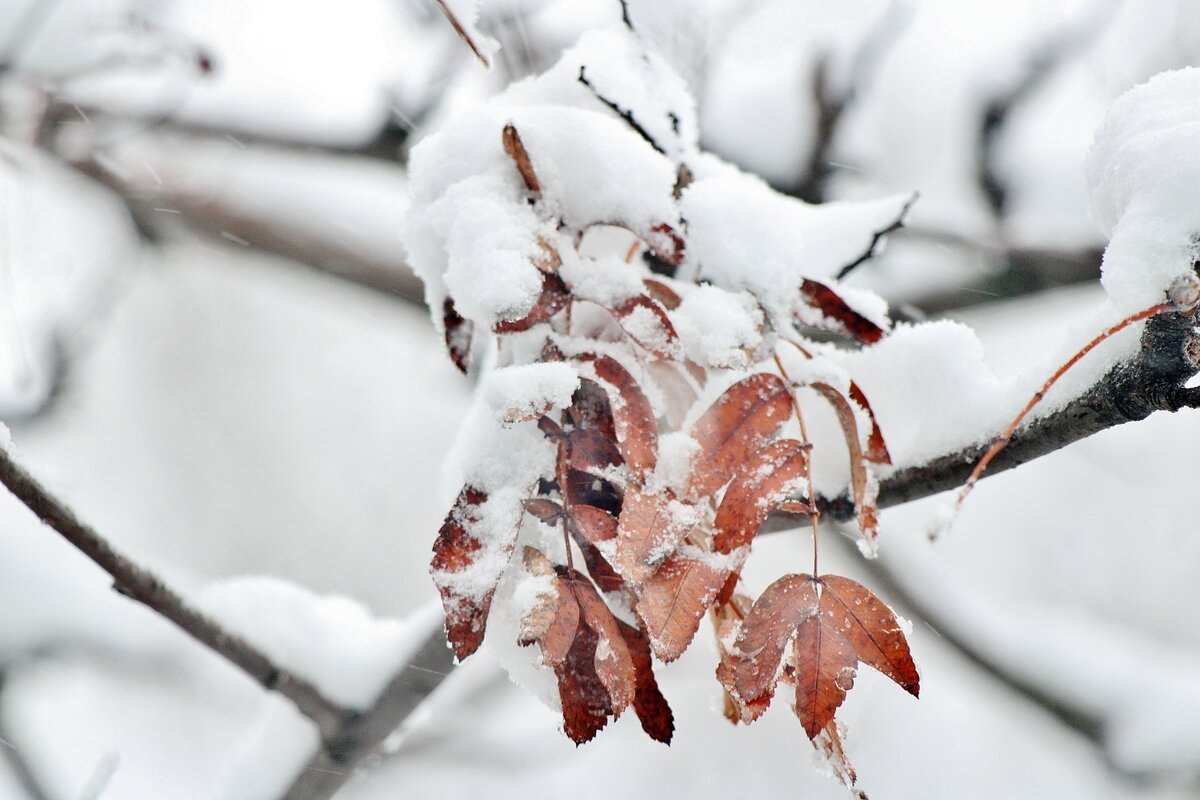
[0,446,352,743]
[835,192,917,279]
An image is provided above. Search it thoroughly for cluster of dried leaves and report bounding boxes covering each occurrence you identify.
[429,122,919,791]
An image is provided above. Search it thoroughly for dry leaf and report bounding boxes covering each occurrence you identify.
[502,123,540,195]
[636,547,728,662]
[688,373,793,497]
[584,354,658,480]
[494,273,570,333]
[430,485,496,660]
[798,279,887,344]
[712,439,809,554]
[442,297,474,374]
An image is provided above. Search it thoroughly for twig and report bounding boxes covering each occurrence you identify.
[761,306,1200,532]
[578,67,667,156]
[279,625,455,800]
[0,446,352,744]
[835,191,917,279]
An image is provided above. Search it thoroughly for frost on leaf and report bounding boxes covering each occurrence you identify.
[712,439,809,554]
[688,373,793,497]
[430,485,496,660]
[728,574,919,739]
[636,546,729,662]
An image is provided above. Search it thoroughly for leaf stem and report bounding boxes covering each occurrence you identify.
[772,351,821,574]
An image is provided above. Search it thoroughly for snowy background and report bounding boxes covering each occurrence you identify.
[2,0,1200,798]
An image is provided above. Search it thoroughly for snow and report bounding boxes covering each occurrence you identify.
[1085,67,1200,311]
[199,578,440,710]
[482,362,580,424]
[673,285,764,370]
[438,0,502,68]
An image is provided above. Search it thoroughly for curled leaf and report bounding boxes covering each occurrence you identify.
[582,354,658,481]
[610,294,679,358]
[502,123,540,195]
[798,279,886,344]
[442,298,474,374]
[494,273,570,333]
[430,486,497,660]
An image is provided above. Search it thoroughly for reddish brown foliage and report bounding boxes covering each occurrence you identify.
[729,574,918,739]
[609,294,680,358]
[430,486,494,660]
[713,439,809,554]
[442,298,474,374]
[502,123,540,195]
[494,273,570,333]
[688,373,793,497]
[798,278,887,344]
[583,354,658,481]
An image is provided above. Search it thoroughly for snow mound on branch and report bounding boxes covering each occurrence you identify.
[482,362,580,424]
[1085,67,1200,311]
[199,578,440,710]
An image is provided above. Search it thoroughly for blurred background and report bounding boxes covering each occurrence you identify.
[2,0,1200,797]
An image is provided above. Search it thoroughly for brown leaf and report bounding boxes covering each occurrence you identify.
[812,720,866,798]
[688,373,793,497]
[430,485,498,660]
[730,574,918,739]
[523,498,564,524]
[616,618,675,743]
[584,354,658,481]
[647,222,686,266]
[712,439,809,554]
[642,278,682,310]
[636,547,729,662]
[517,555,638,744]
[616,490,693,587]
[502,123,540,195]
[442,297,474,374]
[811,383,881,549]
[565,469,623,516]
[562,379,623,474]
[494,273,570,333]
[848,381,891,465]
[798,279,887,344]
[566,505,623,593]
[714,592,771,725]
[610,294,679,358]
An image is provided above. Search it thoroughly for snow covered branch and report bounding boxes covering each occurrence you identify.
[0,445,353,741]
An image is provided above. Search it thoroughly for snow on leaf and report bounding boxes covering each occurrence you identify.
[560,378,624,474]
[518,547,636,744]
[687,373,793,497]
[730,574,918,739]
[581,354,658,481]
[609,294,680,358]
[712,439,809,554]
[430,485,495,660]
[636,546,729,662]
[798,278,887,344]
[847,380,891,466]
[615,490,693,586]
[566,504,624,593]
[493,272,570,333]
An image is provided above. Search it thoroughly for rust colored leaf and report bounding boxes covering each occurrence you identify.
[523,498,564,524]
[647,222,686,266]
[688,373,793,497]
[798,278,887,344]
[812,720,864,798]
[730,574,918,739]
[848,381,891,465]
[714,592,771,725]
[616,618,675,743]
[502,123,540,195]
[811,382,881,549]
[636,547,728,662]
[442,297,474,374]
[616,490,693,587]
[610,294,679,358]
[586,354,658,480]
[566,505,623,593]
[518,547,577,665]
[565,469,623,516]
[494,273,570,333]
[430,485,497,661]
[563,379,623,474]
[642,278,682,310]
[518,559,638,744]
[713,439,809,554]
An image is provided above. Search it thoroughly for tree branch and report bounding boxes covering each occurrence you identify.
[0,446,353,743]
[764,307,1200,532]
[280,625,455,800]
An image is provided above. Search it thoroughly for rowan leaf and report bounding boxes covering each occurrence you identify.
[430,485,497,660]
[569,572,636,713]
[798,278,887,344]
[712,439,809,554]
[848,381,891,465]
[518,547,577,666]
[811,382,881,550]
[616,490,693,587]
[610,294,679,358]
[584,354,658,480]
[688,373,793,497]
[566,505,623,593]
[565,469,623,516]
[642,278,682,310]
[616,618,675,744]
[730,573,918,739]
[502,123,540,195]
[494,272,570,333]
[442,298,474,374]
[562,378,623,473]
[636,546,729,662]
